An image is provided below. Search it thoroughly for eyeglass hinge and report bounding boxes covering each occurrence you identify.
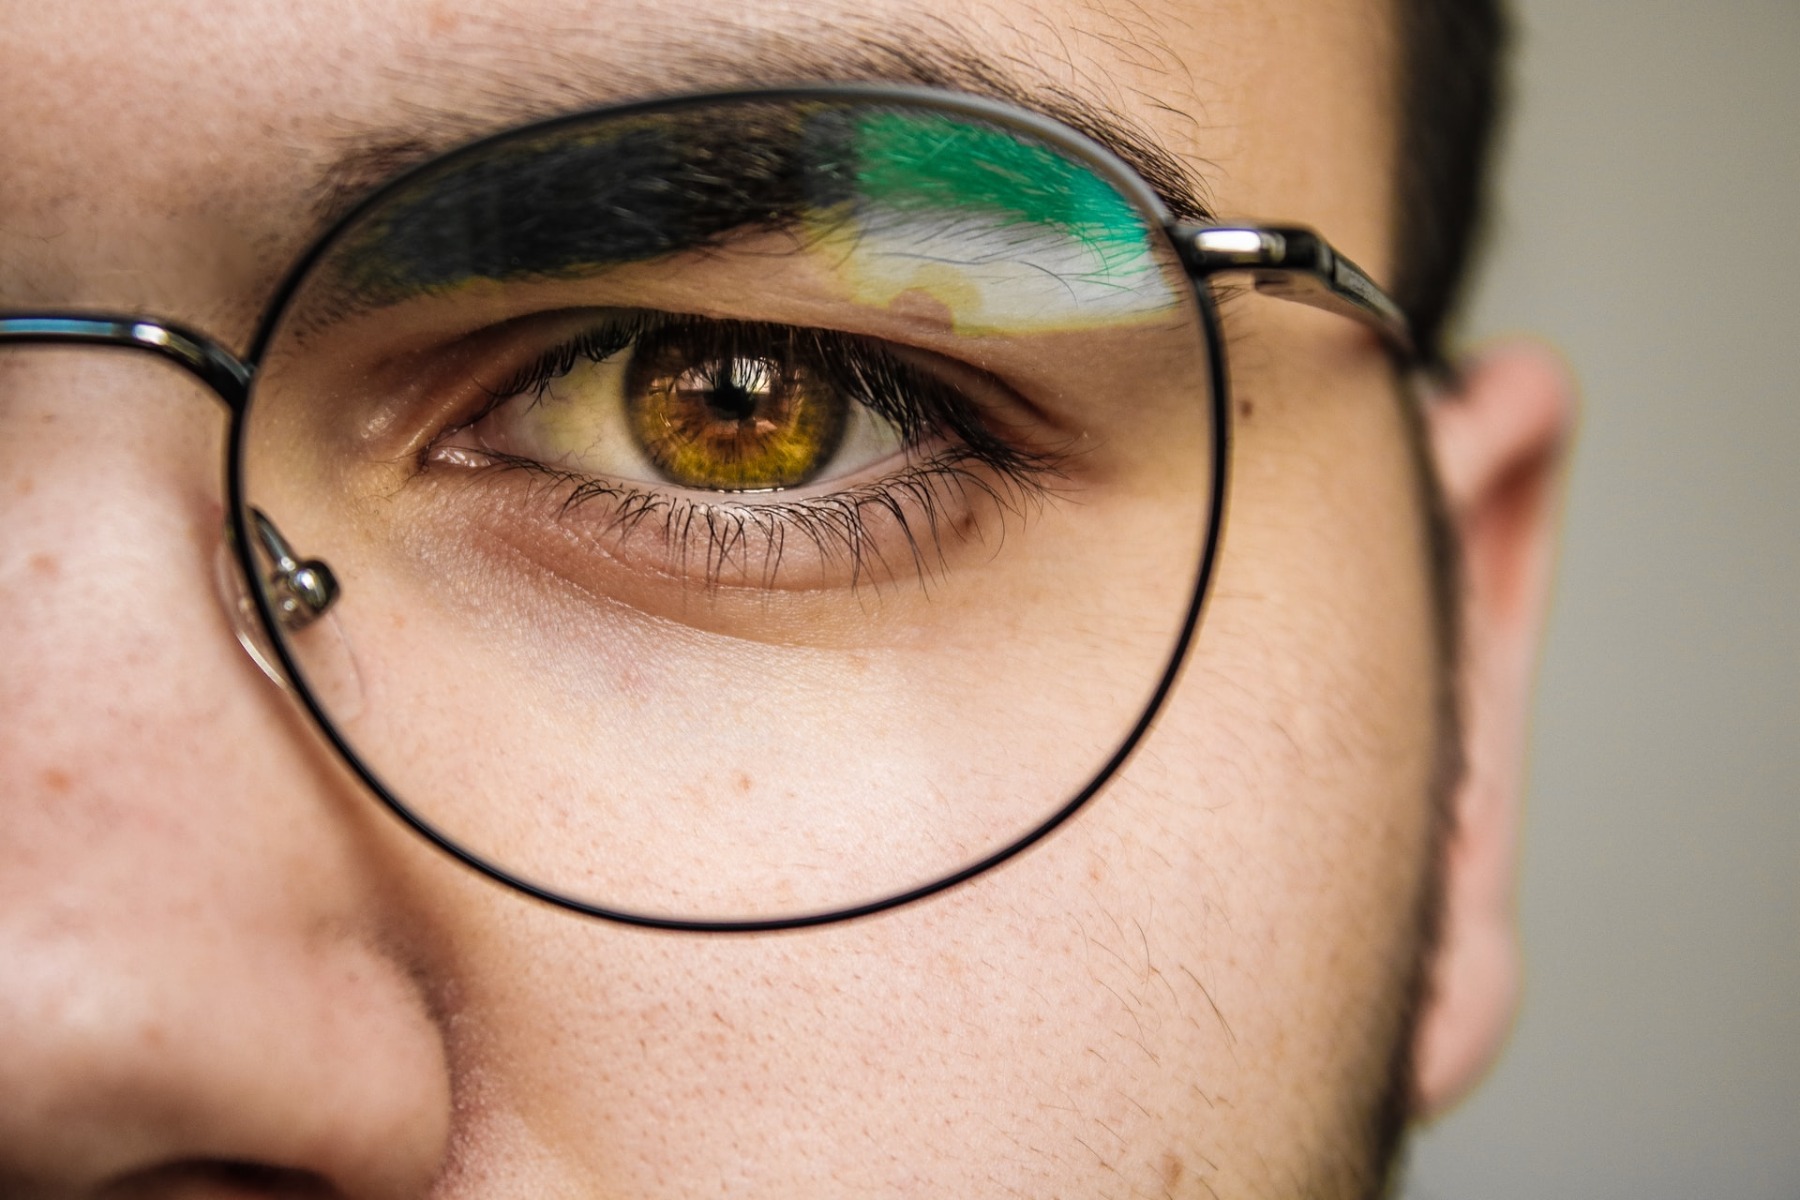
[1177,224,1349,286]
[1173,224,1416,360]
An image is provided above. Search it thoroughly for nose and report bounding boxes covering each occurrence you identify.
[0,350,450,1198]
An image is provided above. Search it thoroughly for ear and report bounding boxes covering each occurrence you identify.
[1410,341,1575,1118]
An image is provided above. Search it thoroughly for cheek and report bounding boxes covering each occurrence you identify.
[416,848,1259,1196]
[401,334,1443,1196]
[1148,317,1445,1133]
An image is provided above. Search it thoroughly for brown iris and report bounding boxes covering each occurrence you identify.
[625,326,847,491]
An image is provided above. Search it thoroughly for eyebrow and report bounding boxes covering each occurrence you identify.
[307,23,1215,281]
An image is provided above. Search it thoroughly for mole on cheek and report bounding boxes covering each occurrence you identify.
[1161,1151,1186,1188]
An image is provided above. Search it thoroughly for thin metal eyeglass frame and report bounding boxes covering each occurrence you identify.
[0,84,1417,933]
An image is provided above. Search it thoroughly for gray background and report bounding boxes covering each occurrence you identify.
[1401,2,1800,1197]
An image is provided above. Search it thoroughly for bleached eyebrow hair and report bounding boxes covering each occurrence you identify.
[305,20,1216,238]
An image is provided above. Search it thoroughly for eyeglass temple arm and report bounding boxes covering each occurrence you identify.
[1171,224,1417,362]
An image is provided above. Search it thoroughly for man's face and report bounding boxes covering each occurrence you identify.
[0,1,1527,1197]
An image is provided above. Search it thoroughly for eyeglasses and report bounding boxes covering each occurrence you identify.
[0,85,1413,931]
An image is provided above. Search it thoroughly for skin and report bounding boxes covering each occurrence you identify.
[0,1,1571,1197]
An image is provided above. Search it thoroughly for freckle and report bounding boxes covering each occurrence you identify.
[41,768,72,794]
[15,477,33,496]
[734,771,752,793]
[1088,859,1104,883]
[427,3,462,34]
[1161,1152,1185,1188]
[883,286,959,333]
[28,552,58,579]
[1237,397,1254,419]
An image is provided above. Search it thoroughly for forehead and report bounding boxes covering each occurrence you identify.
[2,0,1395,328]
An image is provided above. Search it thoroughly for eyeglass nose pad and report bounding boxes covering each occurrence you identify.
[213,523,365,721]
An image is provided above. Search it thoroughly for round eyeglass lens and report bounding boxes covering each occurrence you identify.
[237,91,1220,925]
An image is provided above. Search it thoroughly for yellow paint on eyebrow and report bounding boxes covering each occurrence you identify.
[804,109,1182,335]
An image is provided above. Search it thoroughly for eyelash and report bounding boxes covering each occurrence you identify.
[431,313,1065,590]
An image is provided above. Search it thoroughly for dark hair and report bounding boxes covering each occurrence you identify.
[1360,2,1511,1173]
[1392,0,1511,366]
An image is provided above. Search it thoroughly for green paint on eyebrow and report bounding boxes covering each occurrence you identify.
[849,110,1149,249]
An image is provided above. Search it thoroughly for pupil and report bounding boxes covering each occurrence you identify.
[698,359,775,424]
[706,378,757,422]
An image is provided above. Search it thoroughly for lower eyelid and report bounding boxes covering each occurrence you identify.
[410,440,1050,601]
[426,433,928,507]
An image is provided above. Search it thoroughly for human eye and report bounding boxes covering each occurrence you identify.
[408,307,1062,609]
[237,83,1229,657]
[450,315,909,495]
[232,94,1223,922]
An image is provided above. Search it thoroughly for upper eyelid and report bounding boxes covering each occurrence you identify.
[487,318,646,403]
[487,313,960,418]
[383,305,956,466]
[462,311,1062,487]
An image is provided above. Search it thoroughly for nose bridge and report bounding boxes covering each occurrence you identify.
[0,337,266,778]
[1,315,271,683]
[0,314,252,411]
[0,320,452,1198]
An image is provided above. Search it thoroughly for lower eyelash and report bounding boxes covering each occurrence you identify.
[458,448,1062,593]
